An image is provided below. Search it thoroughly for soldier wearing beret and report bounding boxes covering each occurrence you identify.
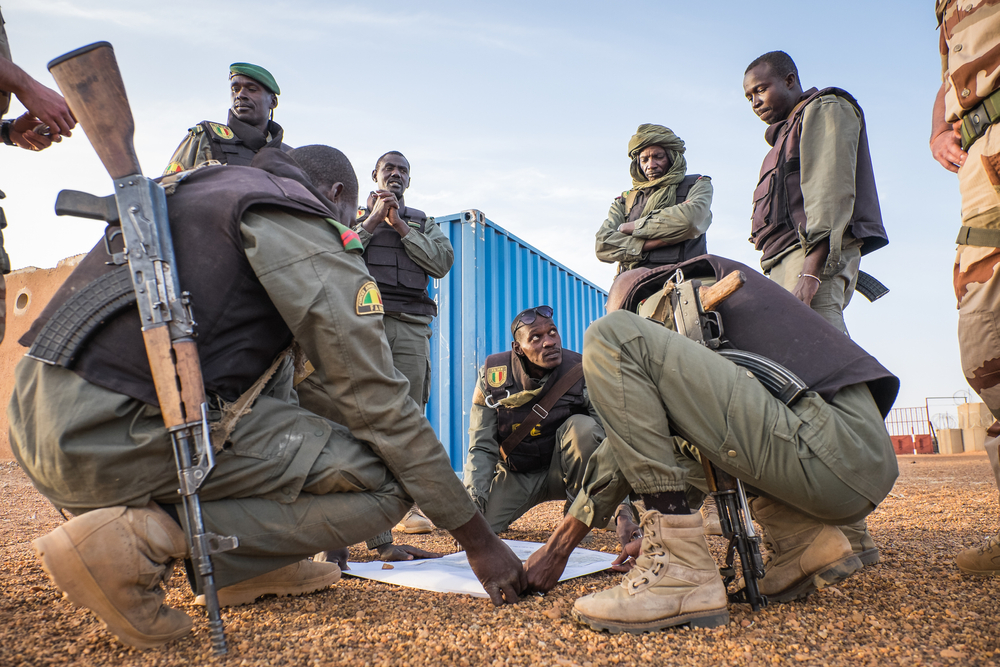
[162,62,289,175]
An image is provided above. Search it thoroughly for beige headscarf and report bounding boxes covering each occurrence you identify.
[627,124,688,216]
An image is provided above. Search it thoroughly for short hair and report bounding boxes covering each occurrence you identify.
[289,145,358,202]
[374,150,408,173]
[745,51,798,80]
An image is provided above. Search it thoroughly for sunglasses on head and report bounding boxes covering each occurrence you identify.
[511,305,554,337]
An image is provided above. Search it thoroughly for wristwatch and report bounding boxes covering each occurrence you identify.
[0,120,14,146]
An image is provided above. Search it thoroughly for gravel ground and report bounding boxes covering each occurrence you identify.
[2,453,998,667]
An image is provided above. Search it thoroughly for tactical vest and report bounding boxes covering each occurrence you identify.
[362,205,437,316]
[200,112,289,167]
[606,255,899,417]
[20,154,335,406]
[483,350,588,473]
[626,174,708,268]
[750,88,887,263]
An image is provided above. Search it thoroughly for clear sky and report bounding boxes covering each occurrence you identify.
[0,1,966,411]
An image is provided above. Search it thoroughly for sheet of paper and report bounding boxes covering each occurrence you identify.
[342,539,615,598]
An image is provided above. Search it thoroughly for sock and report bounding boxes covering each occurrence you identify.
[641,491,690,515]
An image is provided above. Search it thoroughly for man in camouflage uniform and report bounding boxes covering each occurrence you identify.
[595,124,713,274]
[350,151,454,551]
[930,0,1000,576]
[163,62,289,175]
[463,307,607,533]
[0,8,76,343]
[13,146,525,649]
[743,50,889,567]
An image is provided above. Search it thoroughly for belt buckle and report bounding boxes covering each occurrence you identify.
[964,100,991,150]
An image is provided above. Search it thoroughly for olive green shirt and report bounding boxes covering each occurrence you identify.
[595,177,713,272]
[463,364,601,507]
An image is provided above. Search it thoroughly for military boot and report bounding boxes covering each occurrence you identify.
[750,497,862,603]
[700,496,723,537]
[33,503,192,648]
[956,533,1000,576]
[573,510,728,633]
[196,559,342,607]
[838,518,880,566]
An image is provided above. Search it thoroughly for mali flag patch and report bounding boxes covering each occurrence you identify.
[486,365,508,388]
[356,281,384,315]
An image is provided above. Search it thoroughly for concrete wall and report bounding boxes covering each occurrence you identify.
[0,255,84,460]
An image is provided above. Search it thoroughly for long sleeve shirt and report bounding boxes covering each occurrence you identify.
[595,177,713,271]
[463,367,601,507]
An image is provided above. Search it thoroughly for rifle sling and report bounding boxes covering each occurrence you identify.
[498,362,584,462]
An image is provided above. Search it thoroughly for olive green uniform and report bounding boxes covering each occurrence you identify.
[464,367,605,533]
[354,217,453,407]
[9,205,476,587]
[565,311,897,532]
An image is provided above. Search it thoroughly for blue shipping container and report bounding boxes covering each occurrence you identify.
[426,210,608,472]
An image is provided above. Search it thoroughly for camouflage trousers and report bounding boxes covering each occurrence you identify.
[954,244,1000,496]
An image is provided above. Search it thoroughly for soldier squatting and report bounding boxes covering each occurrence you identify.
[1,1,999,653]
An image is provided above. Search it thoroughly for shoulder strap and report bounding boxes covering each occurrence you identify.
[498,362,584,461]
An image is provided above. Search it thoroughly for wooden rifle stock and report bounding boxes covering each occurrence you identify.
[48,42,141,179]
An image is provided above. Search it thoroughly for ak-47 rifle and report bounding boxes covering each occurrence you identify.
[656,268,805,612]
[47,42,237,655]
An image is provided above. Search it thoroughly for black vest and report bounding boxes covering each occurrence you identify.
[21,151,335,406]
[483,349,588,473]
[606,255,899,417]
[200,111,290,167]
[628,174,708,269]
[750,88,888,262]
[361,204,437,317]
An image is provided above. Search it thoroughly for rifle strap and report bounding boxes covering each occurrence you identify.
[209,346,293,452]
[498,362,584,462]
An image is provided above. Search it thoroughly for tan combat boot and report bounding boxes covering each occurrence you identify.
[33,503,192,648]
[838,518,880,566]
[956,533,1000,576]
[700,496,723,536]
[395,506,434,534]
[751,497,862,603]
[573,510,728,633]
[196,559,342,607]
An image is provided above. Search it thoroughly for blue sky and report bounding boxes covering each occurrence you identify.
[0,1,964,410]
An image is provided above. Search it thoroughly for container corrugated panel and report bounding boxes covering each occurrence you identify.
[426,210,608,471]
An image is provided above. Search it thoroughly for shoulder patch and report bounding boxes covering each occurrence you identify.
[209,122,235,140]
[486,365,508,388]
[356,281,384,315]
[163,162,185,175]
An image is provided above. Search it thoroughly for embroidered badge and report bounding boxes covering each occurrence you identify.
[209,123,235,140]
[356,281,384,315]
[487,365,508,388]
[163,162,184,175]
[530,425,542,437]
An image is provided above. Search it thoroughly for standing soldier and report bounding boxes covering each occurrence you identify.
[743,50,889,568]
[929,1,1000,577]
[163,62,288,175]
[595,124,713,274]
[354,151,455,551]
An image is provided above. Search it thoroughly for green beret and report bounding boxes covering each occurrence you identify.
[229,62,279,95]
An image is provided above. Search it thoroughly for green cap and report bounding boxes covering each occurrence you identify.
[229,62,279,95]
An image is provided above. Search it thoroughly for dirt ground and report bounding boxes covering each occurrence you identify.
[1,453,998,667]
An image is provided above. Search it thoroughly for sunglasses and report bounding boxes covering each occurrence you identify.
[511,305,554,337]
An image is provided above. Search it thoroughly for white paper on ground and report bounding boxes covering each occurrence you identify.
[342,539,615,598]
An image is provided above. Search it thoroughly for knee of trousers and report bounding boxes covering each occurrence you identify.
[556,414,604,458]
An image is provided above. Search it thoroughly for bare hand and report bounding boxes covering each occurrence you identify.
[386,203,410,237]
[10,113,58,151]
[451,512,526,606]
[610,538,642,573]
[792,274,821,306]
[16,81,75,137]
[315,547,351,571]
[617,221,636,235]
[614,510,642,551]
[367,192,391,226]
[524,541,571,593]
[931,123,966,173]
[377,543,444,562]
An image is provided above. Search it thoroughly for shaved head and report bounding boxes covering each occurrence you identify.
[289,145,358,203]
